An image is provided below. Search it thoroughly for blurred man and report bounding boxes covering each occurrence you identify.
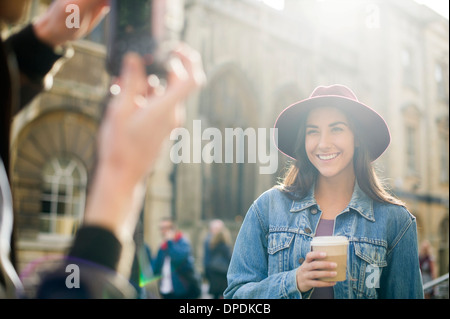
[153,217,201,299]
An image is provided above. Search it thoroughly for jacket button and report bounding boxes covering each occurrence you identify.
[298,257,305,264]
[311,208,318,214]
[304,228,312,234]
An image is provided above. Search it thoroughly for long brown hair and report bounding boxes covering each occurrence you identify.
[276,108,404,206]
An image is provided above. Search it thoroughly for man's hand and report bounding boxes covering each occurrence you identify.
[84,45,205,243]
[33,0,109,48]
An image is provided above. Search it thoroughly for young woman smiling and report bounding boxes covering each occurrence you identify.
[224,84,424,299]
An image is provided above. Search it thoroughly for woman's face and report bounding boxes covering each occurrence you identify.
[305,106,355,181]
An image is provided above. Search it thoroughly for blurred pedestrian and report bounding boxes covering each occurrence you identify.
[0,0,205,298]
[153,217,201,299]
[204,219,232,299]
[225,84,424,299]
[130,241,161,299]
[419,240,437,298]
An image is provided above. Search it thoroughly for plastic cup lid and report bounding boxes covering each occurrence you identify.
[311,236,349,246]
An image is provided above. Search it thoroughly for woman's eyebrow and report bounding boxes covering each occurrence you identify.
[306,121,348,128]
[330,121,348,127]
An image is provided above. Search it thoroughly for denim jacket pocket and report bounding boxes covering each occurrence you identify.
[267,231,295,274]
[350,240,387,299]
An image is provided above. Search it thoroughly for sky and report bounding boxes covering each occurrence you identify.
[261,0,449,20]
[414,0,449,19]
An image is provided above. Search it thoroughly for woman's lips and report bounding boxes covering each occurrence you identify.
[317,152,340,161]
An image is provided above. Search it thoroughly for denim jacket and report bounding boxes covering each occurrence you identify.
[224,183,424,299]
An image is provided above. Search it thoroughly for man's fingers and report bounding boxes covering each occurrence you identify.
[112,53,149,118]
[76,0,110,29]
[166,45,206,95]
[121,53,148,96]
[174,45,206,87]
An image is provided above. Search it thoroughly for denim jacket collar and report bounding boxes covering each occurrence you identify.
[289,182,375,222]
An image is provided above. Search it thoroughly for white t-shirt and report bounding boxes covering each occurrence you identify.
[160,256,173,294]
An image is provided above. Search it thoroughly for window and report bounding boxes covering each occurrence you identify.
[40,157,87,238]
[402,48,416,88]
[199,66,257,221]
[437,117,450,184]
[11,111,98,242]
[435,63,448,102]
[439,136,449,183]
[406,126,417,175]
[403,104,421,177]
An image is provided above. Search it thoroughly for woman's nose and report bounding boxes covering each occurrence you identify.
[317,132,333,150]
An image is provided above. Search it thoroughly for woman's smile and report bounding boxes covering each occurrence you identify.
[317,152,340,161]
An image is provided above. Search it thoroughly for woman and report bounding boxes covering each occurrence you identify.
[204,220,232,299]
[419,240,437,298]
[224,84,424,299]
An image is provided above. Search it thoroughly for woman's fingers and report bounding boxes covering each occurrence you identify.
[307,260,338,272]
[297,251,338,292]
[305,250,327,263]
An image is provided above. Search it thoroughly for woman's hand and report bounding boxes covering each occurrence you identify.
[296,251,338,293]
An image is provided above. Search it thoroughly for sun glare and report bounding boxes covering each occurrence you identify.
[414,0,449,19]
[261,0,285,11]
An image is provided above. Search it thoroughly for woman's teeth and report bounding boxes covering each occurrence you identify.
[318,153,339,160]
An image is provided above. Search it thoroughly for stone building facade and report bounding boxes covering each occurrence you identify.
[6,0,448,281]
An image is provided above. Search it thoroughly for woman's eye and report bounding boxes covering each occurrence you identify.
[331,126,344,133]
[306,129,318,135]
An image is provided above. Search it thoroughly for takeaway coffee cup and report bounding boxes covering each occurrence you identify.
[310,236,349,282]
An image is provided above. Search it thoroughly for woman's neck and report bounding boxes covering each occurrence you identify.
[314,175,355,219]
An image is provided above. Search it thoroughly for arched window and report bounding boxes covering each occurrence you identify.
[40,157,87,238]
[199,65,257,221]
[10,110,98,241]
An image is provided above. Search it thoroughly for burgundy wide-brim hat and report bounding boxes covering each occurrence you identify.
[274,84,390,161]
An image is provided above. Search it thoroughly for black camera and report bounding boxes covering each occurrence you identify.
[106,0,182,78]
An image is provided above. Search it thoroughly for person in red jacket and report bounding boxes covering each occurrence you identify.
[153,217,201,299]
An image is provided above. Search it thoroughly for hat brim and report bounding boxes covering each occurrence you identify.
[274,95,390,161]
